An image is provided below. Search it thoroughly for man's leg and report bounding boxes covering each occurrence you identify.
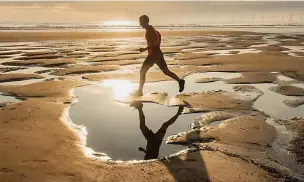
[137,105,153,140]
[155,106,184,140]
[130,102,151,139]
[138,66,149,93]
[135,55,154,96]
[157,54,185,92]
[162,66,180,81]
[130,102,152,154]
[138,107,149,136]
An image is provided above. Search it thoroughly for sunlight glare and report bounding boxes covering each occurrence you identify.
[101,80,135,100]
[103,21,137,26]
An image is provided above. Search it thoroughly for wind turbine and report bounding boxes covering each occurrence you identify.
[251,13,255,25]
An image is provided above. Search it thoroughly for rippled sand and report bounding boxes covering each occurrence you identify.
[0,30,304,181]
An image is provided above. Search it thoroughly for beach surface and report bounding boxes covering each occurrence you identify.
[0,30,303,181]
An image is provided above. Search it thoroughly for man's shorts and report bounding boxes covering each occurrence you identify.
[141,52,167,71]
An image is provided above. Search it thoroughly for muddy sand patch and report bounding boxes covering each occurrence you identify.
[0,73,44,83]
[3,58,77,67]
[270,85,304,96]
[225,72,277,84]
[52,65,119,76]
[284,98,304,108]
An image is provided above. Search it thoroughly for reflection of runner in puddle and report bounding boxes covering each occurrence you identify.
[130,102,183,160]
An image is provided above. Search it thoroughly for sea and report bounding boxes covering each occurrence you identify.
[0,1,304,33]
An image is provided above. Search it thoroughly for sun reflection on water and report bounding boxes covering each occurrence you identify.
[100,80,135,100]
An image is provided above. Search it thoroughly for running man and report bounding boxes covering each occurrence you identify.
[132,15,185,96]
[130,101,183,160]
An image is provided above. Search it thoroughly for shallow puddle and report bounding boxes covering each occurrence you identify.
[70,72,304,161]
[0,93,21,107]
[253,83,304,119]
[0,66,58,85]
[266,118,304,179]
[70,84,202,160]
[282,45,304,57]
[193,48,261,56]
[0,93,20,103]
[277,75,295,82]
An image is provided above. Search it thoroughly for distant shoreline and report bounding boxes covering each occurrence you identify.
[0,24,303,31]
[0,30,253,42]
[0,28,303,42]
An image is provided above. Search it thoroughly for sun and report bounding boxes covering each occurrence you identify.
[100,80,135,100]
[103,20,137,26]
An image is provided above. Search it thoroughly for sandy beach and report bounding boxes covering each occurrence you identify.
[0,30,304,182]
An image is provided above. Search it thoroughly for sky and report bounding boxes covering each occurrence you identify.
[0,1,303,25]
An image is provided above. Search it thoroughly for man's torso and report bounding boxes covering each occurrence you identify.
[145,25,161,55]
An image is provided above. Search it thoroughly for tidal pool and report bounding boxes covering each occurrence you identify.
[69,72,304,160]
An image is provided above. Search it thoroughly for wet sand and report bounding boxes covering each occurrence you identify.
[0,30,253,42]
[0,30,304,181]
[0,73,44,83]
[289,117,304,165]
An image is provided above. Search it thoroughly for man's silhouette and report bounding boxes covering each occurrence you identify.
[130,102,183,160]
[132,15,185,96]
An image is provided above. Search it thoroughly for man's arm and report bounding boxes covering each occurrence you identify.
[139,29,158,52]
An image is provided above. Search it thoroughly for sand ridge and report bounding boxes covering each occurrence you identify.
[0,73,44,83]
[3,58,77,67]
[270,85,304,96]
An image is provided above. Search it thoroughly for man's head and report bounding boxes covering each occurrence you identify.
[139,15,149,28]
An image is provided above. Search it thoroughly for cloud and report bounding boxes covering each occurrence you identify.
[0,1,303,24]
[51,3,73,10]
[0,2,73,10]
[8,3,43,9]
